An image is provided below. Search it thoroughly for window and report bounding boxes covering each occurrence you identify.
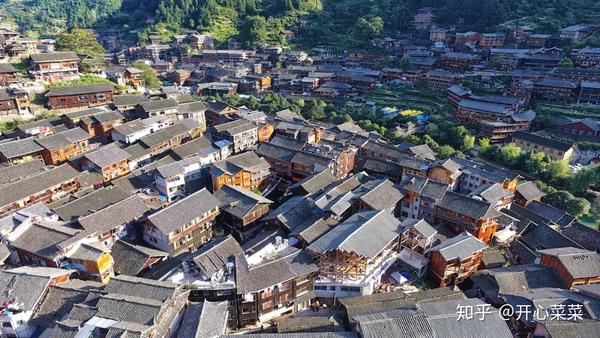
[340,286,361,293]
[329,286,336,291]
[314,285,327,291]
[241,307,252,314]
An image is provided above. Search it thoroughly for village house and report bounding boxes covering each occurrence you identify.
[234,238,318,327]
[144,188,220,255]
[0,137,44,165]
[139,118,202,156]
[434,191,502,244]
[560,24,593,40]
[427,231,487,287]
[555,117,600,137]
[45,84,114,110]
[154,153,217,201]
[7,220,87,267]
[479,33,505,49]
[80,143,131,182]
[112,94,149,113]
[0,163,80,217]
[538,247,600,288]
[440,52,479,72]
[0,88,31,116]
[214,184,272,235]
[578,81,600,105]
[35,127,93,165]
[571,46,600,68]
[512,131,576,161]
[0,267,75,337]
[136,98,179,121]
[533,78,578,103]
[110,239,168,276]
[527,34,552,47]
[398,174,449,221]
[51,186,130,222]
[63,108,125,142]
[76,195,150,244]
[66,242,114,283]
[425,69,461,91]
[307,210,403,298]
[398,219,438,277]
[213,119,259,154]
[29,51,79,82]
[0,63,19,86]
[514,181,546,207]
[209,151,271,191]
[106,66,144,87]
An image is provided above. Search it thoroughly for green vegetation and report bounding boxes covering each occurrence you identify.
[46,74,116,89]
[57,28,105,58]
[4,0,599,48]
[131,62,161,89]
[0,0,122,36]
[0,112,56,132]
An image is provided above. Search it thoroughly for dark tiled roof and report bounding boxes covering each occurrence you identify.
[112,94,149,107]
[192,235,244,277]
[0,137,43,159]
[170,136,214,160]
[139,119,198,148]
[515,181,545,201]
[215,184,272,220]
[235,247,318,293]
[513,131,574,152]
[10,221,80,259]
[437,191,500,220]
[471,265,565,304]
[428,232,486,261]
[35,128,91,151]
[77,195,149,234]
[83,143,130,168]
[0,164,79,209]
[293,170,338,195]
[308,210,402,258]
[46,84,114,97]
[111,240,168,276]
[148,188,219,234]
[210,151,270,176]
[0,158,46,185]
[138,98,178,112]
[538,247,600,278]
[30,52,78,63]
[103,274,177,302]
[177,301,228,338]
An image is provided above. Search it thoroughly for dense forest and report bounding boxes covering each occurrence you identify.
[1,0,599,47]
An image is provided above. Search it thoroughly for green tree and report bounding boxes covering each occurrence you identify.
[437,145,456,159]
[353,15,384,43]
[499,143,522,167]
[240,16,268,48]
[523,151,548,176]
[132,62,161,89]
[462,134,475,152]
[565,198,591,217]
[478,137,491,151]
[546,160,571,180]
[399,53,412,70]
[57,28,105,58]
[559,57,575,68]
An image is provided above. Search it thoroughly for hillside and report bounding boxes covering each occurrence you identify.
[1,0,599,47]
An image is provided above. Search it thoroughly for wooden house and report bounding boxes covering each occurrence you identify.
[80,144,131,182]
[538,247,600,289]
[45,84,114,110]
[427,232,486,287]
[35,128,92,165]
[209,152,271,191]
[214,184,272,234]
[307,210,402,297]
[434,191,502,244]
[29,52,79,83]
[144,188,220,255]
